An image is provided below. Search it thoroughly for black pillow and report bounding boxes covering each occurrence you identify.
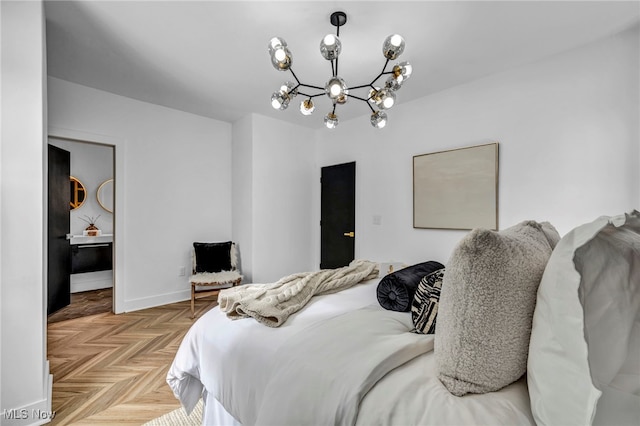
[194,241,232,273]
[376,261,444,312]
[412,268,445,334]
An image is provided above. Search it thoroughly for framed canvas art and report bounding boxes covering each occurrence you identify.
[413,142,499,230]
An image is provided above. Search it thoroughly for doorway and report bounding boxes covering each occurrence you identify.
[47,137,115,321]
[320,161,356,269]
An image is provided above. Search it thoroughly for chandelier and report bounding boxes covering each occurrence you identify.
[268,11,412,129]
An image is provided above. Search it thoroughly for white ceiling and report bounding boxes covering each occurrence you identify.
[44,0,640,129]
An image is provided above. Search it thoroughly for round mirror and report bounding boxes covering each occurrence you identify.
[97,178,114,213]
[70,176,86,210]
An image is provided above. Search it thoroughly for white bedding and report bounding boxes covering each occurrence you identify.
[168,278,534,425]
[255,307,434,425]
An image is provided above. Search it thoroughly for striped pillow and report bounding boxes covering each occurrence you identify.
[411,268,445,334]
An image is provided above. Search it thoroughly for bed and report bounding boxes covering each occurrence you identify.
[167,211,640,426]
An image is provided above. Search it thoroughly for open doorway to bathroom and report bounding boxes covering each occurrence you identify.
[47,137,115,323]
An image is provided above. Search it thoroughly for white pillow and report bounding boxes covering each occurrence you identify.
[528,210,640,426]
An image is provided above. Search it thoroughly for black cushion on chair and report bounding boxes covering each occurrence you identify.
[194,241,232,273]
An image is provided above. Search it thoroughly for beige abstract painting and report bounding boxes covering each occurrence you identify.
[413,143,499,230]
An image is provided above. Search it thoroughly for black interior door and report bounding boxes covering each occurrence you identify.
[320,162,356,269]
[48,144,71,315]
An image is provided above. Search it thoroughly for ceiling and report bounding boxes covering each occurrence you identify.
[44,1,640,129]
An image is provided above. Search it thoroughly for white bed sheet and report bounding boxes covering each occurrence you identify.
[203,391,240,426]
[168,278,534,425]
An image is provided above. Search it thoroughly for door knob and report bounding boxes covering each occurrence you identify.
[343,231,355,238]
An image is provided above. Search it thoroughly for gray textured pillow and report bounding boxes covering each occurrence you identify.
[435,220,560,396]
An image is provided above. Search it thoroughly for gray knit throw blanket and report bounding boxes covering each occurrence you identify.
[218,259,379,327]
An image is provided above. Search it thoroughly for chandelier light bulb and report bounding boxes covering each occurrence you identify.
[325,76,347,101]
[393,61,413,81]
[382,34,405,60]
[324,112,339,129]
[387,61,414,91]
[271,91,290,110]
[368,87,380,105]
[382,93,395,109]
[280,81,297,97]
[320,34,342,60]
[324,34,336,46]
[370,111,387,129]
[374,89,396,110]
[271,81,296,110]
[300,99,315,115]
[268,37,287,53]
[386,75,403,91]
[270,45,292,71]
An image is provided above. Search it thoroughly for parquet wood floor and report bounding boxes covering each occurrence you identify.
[48,288,113,324]
[47,297,218,425]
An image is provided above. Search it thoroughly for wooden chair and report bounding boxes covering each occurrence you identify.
[190,241,241,318]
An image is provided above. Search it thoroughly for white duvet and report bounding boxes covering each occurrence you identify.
[167,278,534,425]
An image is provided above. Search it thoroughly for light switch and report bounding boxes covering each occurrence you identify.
[373,215,382,225]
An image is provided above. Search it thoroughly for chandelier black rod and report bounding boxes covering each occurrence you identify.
[349,94,371,102]
[288,68,301,85]
[298,91,326,99]
[348,71,393,92]
[369,70,395,84]
[348,78,386,91]
[290,68,326,90]
[365,101,376,113]
[348,83,371,90]
[297,82,326,91]
[289,67,326,91]
[333,12,342,77]
[380,58,390,77]
[354,60,394,90]
[348,95,377,113]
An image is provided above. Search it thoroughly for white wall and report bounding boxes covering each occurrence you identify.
[48,138,114,236]
[231,114,316,284]
[313,25,640,267]
[0,1,52,424]
[251,115,316,282]
[231,115,254,282]
[47,77,233,312]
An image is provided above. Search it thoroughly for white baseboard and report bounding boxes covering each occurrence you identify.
[70,270,113,293]
[1,362,53,425]
[123,289,191,313]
